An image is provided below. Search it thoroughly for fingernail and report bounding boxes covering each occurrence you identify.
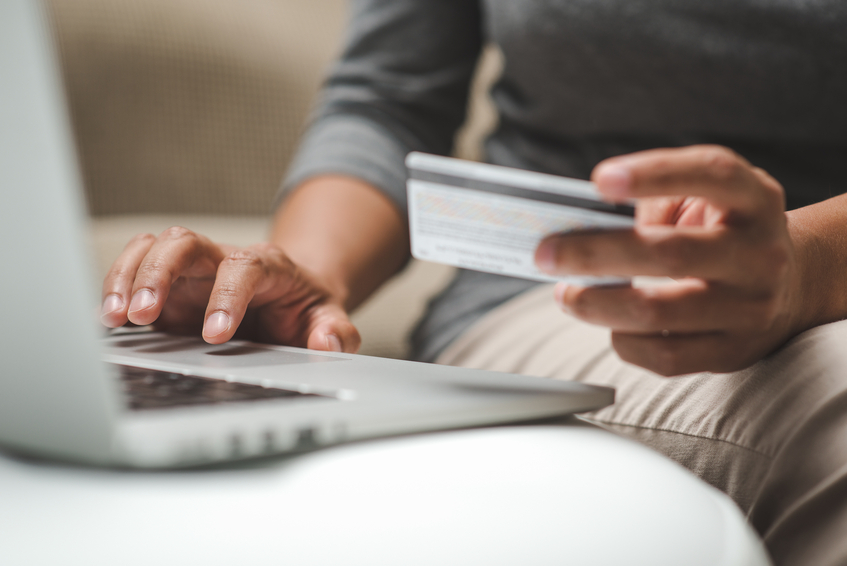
[595,163,632,199]
[204,312,230,338]
[100,294,124,318]
[128,289,156,313]
[535,240,558,274]
[325,334,343,353]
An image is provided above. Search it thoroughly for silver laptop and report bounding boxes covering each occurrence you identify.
[0,0,613,468]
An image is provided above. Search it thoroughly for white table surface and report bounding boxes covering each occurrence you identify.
[0,419,770,566]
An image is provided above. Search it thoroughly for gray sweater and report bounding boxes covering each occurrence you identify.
[283,0,847,361]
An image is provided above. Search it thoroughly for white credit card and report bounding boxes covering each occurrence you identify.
[405,152,636,286]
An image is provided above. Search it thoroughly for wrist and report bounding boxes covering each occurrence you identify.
[271,175,410,311]
[784,211,816,338]
[785,199,847,336]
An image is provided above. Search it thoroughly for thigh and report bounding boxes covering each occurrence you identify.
[437,284,847,566]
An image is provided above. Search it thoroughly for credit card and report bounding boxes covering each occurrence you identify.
[405,152,635,285]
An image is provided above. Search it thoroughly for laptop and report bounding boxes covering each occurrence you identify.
[0,0,613,468]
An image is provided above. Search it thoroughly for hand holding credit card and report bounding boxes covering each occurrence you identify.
[406,152,635,286]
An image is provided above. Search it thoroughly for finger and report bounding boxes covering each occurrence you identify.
[555,280,783,335]
[536,224,787,284]
[128,227,224,326]
[101,233,156,327]
[203,243,329,344]
[634,196,689,226]
[611,331,766,376]
[305,303,362,354]
[592,145,785,215]
[201,245,284,344]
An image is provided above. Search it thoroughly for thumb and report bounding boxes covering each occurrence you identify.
[305,303,361,354]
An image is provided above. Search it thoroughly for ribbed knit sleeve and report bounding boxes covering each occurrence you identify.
[279,0,483,213]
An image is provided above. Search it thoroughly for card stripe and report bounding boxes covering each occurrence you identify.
[409,169,635,217]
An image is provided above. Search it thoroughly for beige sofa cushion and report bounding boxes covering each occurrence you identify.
[50,0,346,215]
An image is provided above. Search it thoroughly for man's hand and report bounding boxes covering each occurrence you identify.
[100,227,361,353]
[535,145,801,376]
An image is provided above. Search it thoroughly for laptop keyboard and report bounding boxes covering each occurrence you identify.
[117,364,330,411]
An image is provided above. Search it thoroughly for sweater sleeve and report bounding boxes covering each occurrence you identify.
[278,0,483,213]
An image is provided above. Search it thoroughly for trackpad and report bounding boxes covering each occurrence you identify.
[105,334,347,368]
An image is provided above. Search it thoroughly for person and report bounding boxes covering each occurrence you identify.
[99,1,847,563]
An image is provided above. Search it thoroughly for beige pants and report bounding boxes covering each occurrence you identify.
[437,284,847,566]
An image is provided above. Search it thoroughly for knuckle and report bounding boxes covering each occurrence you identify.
[761,175,786,206]
[752,167,786,197]
[106,264,136,281]
[247,242,293,270]
[222,249,265,271]
[213,282,242,301]
[135,258,171,284]
[700,146,743,183]
[128,232,156,246]
[159,226,196,242]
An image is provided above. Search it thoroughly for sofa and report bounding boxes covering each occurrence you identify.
[48,0,501,358]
